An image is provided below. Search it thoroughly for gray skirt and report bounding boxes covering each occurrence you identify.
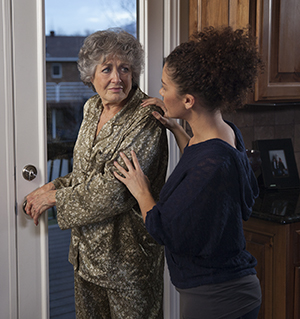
[176,274,262,319]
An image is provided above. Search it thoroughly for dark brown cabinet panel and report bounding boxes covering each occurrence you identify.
[243,218,300,319]
[189,0,300,102]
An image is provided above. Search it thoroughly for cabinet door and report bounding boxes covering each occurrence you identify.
[189,0,300,102]
[294,267,300,319]
[293,228,300,319]
[255,0,300,101]
[189,0,250,31]
[243,228,274,319]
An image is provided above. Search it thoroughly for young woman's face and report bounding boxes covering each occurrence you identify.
[92,57,133,107]
[159,66,186,119]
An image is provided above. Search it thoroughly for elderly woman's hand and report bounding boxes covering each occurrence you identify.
[141,98,178,131]
[25,182,56,226]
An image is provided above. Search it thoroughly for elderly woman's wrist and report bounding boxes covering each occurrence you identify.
[45,182,56,191]
[49,190,57,206]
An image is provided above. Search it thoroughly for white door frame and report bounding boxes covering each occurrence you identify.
[12,0,49,317]
[139,0,182,170]
[0,0,49,318]
[139,1,182,318]
[0,0,18,317]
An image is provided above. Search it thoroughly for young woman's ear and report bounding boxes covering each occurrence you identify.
[183,94,195,110]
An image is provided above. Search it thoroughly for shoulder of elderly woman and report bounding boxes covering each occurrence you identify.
[82,93,101,113]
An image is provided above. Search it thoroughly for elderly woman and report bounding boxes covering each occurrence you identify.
[25,29,168,319]
[114,27,263,319]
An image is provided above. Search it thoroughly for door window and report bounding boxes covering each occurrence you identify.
[46,0,137,220]
[45,1,137,318]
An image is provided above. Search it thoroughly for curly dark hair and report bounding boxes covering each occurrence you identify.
[78,28,144,91]
[165,26,263,112]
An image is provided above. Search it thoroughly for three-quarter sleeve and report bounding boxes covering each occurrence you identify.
[56,114,168,230]
[52,172,72,189]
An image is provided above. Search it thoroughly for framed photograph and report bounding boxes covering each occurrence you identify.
[253,138,300,189]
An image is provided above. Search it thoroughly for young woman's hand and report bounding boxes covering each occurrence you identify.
[141,97,191,154]
[113,151,150,200]
[113,151,156,221]
[141,98,178,131]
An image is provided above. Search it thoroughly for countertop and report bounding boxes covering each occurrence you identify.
[251,189,300,224]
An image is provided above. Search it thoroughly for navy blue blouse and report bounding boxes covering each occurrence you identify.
[145,121,259,289]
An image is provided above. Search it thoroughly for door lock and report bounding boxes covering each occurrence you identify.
[22,165,37,181]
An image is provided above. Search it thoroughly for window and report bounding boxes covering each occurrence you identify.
[51,63,62,78]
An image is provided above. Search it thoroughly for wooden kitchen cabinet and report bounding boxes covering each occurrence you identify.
[189,0,300,102]
[243,218,300,319]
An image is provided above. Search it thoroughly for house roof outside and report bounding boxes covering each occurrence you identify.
[46,32,94,102]
[46,32,86,61]
[46,22,136,61]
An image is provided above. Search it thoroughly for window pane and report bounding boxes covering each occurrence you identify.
[45,0,137,36]
[45,0,137,178]
[45,2,137,318]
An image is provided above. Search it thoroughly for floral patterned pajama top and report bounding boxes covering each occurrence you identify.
[52,87,168,290]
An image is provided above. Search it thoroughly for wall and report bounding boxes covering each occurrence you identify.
[223,104,300,174]
[46,62,80,83]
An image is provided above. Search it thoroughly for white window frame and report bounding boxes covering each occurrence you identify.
[139,1,188,318]
[51,63,62,78]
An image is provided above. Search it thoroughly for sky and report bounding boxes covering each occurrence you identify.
[45,0,136,36]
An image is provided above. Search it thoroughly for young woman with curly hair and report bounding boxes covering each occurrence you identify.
[114,26,263,319]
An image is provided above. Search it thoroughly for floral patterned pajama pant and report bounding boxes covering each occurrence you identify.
[74,271,163,319]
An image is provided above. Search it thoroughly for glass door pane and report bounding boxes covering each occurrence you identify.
[45,1,137,317]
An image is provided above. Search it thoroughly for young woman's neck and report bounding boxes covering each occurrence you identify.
[187,107,236,149]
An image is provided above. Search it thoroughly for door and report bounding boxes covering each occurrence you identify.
[0,0,18,317]
[13,0,49,316]
[0,0,48,318]
[0,0,182,318]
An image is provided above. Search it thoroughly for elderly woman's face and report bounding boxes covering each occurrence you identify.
[92,57,133,107]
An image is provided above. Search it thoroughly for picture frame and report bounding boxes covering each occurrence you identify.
[253,138,300,190]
